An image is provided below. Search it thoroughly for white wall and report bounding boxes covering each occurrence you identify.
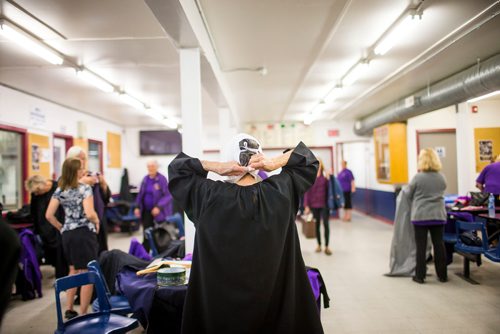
[456,100,500,193]
[0,85,125,193]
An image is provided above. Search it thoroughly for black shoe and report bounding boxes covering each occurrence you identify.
[65,309,78,319]
[412,276,425,284]
[439,277,448,283]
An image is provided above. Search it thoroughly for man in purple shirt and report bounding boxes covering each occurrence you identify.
[476,155,500,206]
[337,160,355,222]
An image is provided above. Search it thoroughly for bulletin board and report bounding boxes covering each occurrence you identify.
[474,127,500,172]
[107,131,122,168]
[28,133,50,178]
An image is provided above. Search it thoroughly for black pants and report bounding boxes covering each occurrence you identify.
[141,210,155,252]
[414,224,447,281]
[312,207,330,247]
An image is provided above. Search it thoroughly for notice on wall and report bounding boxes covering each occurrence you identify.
[478,140,493,161]
[30,107,46,128]
[435,146,446,158]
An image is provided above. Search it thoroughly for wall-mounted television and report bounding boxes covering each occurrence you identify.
[139,130,182,155]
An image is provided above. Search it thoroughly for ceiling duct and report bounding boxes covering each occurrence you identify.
[354,52,500,136]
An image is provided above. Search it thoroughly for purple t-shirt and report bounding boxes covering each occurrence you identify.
[476,161,500,194]
[337,168,354,192]
[143,177,157,210]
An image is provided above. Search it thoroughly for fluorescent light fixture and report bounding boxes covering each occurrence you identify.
[304,101,326,125]
[162,118,178,129]
[374,14,422,56]
[467,90,500,103]
[120,93,145,110]
[324,86,341,103]
[76,69,114,93]
[0,20,64,65]
[304,113,314,126]
[342,62,369,86]
[145,109,178,129]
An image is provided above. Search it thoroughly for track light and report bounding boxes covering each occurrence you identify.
[120,93,146,110]
[374,12,422,56]
[342,61,369,86]
[76,69,114,93]
[0,19,64,65]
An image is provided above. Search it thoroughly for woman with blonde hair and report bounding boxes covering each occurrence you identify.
[408,148,447,284]
[46,158,100,319]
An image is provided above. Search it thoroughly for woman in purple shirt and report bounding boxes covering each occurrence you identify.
[304,159,332,255]
[476,155,500,206]
[337,160,355,222]
[134,160,172,251]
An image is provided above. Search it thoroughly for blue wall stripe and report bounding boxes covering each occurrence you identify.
[351,187,396,222]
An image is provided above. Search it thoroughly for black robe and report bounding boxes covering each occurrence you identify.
[168,142,323,334]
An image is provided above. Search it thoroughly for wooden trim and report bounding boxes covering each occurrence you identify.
[88,139,104,173]
[0,123,28,205]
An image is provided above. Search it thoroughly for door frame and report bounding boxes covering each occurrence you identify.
[52,133,74,179]
[0,124,28,205]
[88,138,104,173]
[416,129,456,158]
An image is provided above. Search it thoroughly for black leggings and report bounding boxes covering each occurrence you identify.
[414,224,447,281]
[312,207,330,247]
[141,210,155,252]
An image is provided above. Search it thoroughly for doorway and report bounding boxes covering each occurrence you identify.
[417,129,458,195]
[53,134,73,180]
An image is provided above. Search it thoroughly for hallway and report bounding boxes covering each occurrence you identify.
[3,211,500,333]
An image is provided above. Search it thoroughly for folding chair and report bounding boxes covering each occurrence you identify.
[87,260,133,315]
[54,271,138,334]
[454,220,488,284]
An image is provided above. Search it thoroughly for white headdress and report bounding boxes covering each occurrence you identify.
[222,133,263,183]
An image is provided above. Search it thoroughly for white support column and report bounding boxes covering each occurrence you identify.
[456,102,475,194]
[180,48,203,254]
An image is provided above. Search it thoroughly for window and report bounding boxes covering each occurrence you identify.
[88,140,103,173]
[0,129,23,210]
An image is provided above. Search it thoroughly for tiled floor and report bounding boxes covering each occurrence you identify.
[3,211,500,333]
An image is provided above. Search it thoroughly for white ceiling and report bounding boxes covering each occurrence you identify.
[1,0,499,129]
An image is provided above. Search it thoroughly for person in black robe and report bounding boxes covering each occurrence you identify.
[168,136,324,334]
[0,210,21,327]
[25,175,68,278]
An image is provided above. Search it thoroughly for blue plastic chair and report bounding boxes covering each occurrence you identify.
[145,227,159,257]
[484,243,500,262]
[454,220,488,284]
[87,260,133,315]
[106,201,140,235]
[54,271,138,334]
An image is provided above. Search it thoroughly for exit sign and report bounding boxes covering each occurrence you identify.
[328,129,339,137]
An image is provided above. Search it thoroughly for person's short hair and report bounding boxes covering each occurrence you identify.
[418,148,442,172]
[146,159,159,167]
[66,146,86,159]
[25,175,47,193]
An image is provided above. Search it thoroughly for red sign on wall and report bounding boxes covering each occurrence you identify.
[328,129,339,137]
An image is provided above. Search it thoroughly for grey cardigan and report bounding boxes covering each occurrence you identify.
[407,171,447,222]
